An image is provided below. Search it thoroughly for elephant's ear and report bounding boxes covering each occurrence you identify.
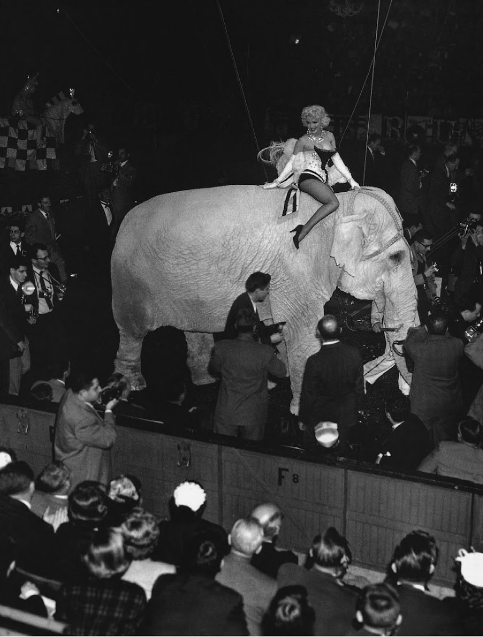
[330,212,368,278]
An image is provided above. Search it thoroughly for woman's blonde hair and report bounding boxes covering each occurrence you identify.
[301,105,330,129]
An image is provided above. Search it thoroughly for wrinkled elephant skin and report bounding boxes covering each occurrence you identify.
[112,186,418,412]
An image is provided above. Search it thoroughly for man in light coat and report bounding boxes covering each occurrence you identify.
[54,370,118,488]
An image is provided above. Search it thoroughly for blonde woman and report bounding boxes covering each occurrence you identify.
[263,105,359,248]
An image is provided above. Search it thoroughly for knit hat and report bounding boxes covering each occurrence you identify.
[173,481,206,512]
[456,550,483,587]
[314,422,339,448]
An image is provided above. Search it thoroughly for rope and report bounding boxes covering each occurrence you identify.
[215,0,268,181]
[60,7,135,94]
[340,0,394,148]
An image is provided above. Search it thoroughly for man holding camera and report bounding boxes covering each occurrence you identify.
[54,370,118,489]
[210,308,286,441]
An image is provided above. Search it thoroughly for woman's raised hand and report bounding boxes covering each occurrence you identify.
[349,178,360,189]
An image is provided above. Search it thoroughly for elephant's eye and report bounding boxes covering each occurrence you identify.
[389,251,403,264]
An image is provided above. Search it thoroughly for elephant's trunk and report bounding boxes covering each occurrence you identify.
[380,260,419,385]
[115,327,146,391]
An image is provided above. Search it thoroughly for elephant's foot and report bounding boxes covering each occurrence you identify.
[115,328,146,391]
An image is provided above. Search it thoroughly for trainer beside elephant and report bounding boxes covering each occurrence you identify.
[112,183,418,414]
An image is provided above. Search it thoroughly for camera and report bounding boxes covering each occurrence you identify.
[99,384,124,405]
[265,321,286,336]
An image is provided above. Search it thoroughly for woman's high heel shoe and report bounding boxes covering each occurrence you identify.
[290,225,304,250]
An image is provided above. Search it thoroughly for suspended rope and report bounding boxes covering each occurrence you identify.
[340,0,394,148]
[215,0,268,180]
[361,0,382,186]
[60,7,135,94]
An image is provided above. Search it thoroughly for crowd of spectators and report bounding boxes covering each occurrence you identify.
[2,128,483,632]
[1,457,483,636]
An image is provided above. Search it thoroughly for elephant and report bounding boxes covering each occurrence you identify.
[111,185,418,413]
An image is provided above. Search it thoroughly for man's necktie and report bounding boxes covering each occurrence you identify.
[15,244,20,255]
[38,271,53,310]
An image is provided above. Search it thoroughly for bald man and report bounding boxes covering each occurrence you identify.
[216,518,276,636]
[250,503,298,578]
[299,315,364,453]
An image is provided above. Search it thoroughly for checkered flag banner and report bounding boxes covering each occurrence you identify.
[0,117,57,171]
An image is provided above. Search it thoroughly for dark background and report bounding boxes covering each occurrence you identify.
[1,0,482,195]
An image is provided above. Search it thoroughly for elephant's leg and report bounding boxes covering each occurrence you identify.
[114,327,147,391]
[185,332,217,385]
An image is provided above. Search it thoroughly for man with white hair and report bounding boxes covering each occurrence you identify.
[249,503,298,578]
[216,517,276,636]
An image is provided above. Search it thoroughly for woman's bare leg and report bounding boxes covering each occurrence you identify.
[298,180,339,243]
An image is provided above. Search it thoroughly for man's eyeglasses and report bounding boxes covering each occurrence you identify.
[418,242,432,249]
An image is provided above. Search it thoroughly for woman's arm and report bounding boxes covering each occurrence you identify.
[331,152,360,189]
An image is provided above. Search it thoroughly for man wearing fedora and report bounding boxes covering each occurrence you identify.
[298,315,364,454]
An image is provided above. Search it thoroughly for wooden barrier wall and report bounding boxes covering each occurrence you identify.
[1,403,482,587]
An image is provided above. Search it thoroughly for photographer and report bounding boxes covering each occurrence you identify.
[54,370,118,489]
[410,229,438,324]
[452,216,483,305]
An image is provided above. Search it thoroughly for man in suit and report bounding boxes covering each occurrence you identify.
[418,416,483,484]
[299,315,364,453]
[110,147,137,241]
[54,369,118,488]
[0,218,28,274]
[25,196,67,282]
[427,154,460,272]
[89,187,112,254]
[374,394,431,472]
[0,461,55,580]
[216,517,276,636]
[144,527,248,636]
[405,313,464,446]
[27,243,66,371]
[222,271,283,346]
[385,530,461,636]
[398,145,422,222]
[0,255,32,396]
[360,133,385,188]
[210,308,286,441]
[277,527,359,636]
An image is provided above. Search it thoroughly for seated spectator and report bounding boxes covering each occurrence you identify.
[0,461,55,582]
[250,503,298,578]
[0,446,16,470]
[374,395,431,472]
[55,481,108,583]
[385,530,460,635]
[29,380,53,403]
[152,480,229,566]
[121,507,175,600]
[45,359,70,403]
[262,585,315,636]
[277,527,359,635]
[216,517,276,636]
[444,549,483,635]
[55,528,146,635]
[31,460,71,519]
[143,527,248,635]
[105,473,142,527]
[418,417,483,484]
[353,583,401,636]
